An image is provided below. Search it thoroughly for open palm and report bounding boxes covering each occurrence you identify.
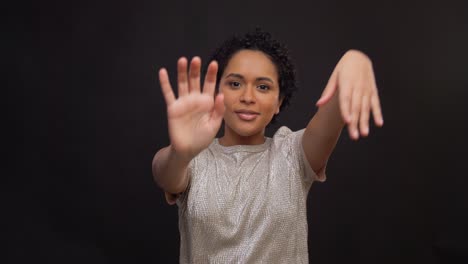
[159,57,225,160]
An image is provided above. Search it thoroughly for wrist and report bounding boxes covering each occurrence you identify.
[318,90,346,126]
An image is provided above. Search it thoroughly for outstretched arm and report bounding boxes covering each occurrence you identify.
[302,50,384,176]
[152,57,225,196]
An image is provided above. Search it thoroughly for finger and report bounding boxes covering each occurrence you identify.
[316,69,338,106]
[177,57,189,97]
[338,81,352,124]
[203,61,218,96]
[359,94,370,137]
[371,92,384,127]
[158,68,175,105]
[349,85,363,140]
[211,93,225,122]
[188,56,201,93]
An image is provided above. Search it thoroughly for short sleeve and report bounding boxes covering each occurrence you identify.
[274,126,327,183]
[174,157,196,207]
[173,146,212,208]
[163,155,198,206]
[295,129,327,182]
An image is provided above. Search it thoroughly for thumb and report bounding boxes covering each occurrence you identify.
[316,69,338,107]
[211,93,225,122]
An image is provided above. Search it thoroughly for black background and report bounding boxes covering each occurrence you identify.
[6,0,468,263]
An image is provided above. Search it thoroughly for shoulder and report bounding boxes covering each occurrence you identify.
[269,126,306,165]
[271,126,320,183]
[271,126,305,149]
[273,126,305,138]
[273,126,294,137]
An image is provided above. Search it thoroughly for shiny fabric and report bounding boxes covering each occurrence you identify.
[176,126,326,263]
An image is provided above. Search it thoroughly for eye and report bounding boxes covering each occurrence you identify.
[257,84,270,91]
[229,81,241,88]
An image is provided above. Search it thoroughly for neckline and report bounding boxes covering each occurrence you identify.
[212,137,271,153]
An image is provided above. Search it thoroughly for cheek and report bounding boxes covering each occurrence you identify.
[219,88,237,106]
[264,97,281,113]
[222,94,234,106]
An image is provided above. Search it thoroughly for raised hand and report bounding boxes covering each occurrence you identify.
[159,57,225,160]
[316,50,384,140]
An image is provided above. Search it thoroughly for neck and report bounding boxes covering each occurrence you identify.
[218,125,266,146]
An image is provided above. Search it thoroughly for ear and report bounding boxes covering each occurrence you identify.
[276,96,284,114]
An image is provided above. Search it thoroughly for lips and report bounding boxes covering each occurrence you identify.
[235,110,260,121]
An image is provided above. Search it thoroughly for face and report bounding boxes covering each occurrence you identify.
[219,49,283,143]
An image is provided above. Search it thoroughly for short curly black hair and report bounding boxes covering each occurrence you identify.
[208,28,298,124]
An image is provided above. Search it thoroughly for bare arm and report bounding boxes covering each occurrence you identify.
[152,145,191,195]
[302,50,384,174]
[302,89,344,175]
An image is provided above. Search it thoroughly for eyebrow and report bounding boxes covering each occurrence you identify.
[225,73,274,84]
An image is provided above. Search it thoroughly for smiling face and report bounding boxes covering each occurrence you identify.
[218,49,283,146]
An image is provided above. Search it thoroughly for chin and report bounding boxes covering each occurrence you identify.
[235,129,260,137]
[230,123,265,137]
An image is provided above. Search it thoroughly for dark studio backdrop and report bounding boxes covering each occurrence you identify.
[6,0,468,263]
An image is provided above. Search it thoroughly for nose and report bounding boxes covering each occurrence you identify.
[240,86,256,104]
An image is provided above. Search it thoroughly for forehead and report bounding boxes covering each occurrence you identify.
[222,50,278,81]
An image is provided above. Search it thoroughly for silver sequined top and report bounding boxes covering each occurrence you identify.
[176,126,326,263]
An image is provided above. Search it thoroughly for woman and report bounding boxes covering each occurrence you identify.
[152,29,383,263]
